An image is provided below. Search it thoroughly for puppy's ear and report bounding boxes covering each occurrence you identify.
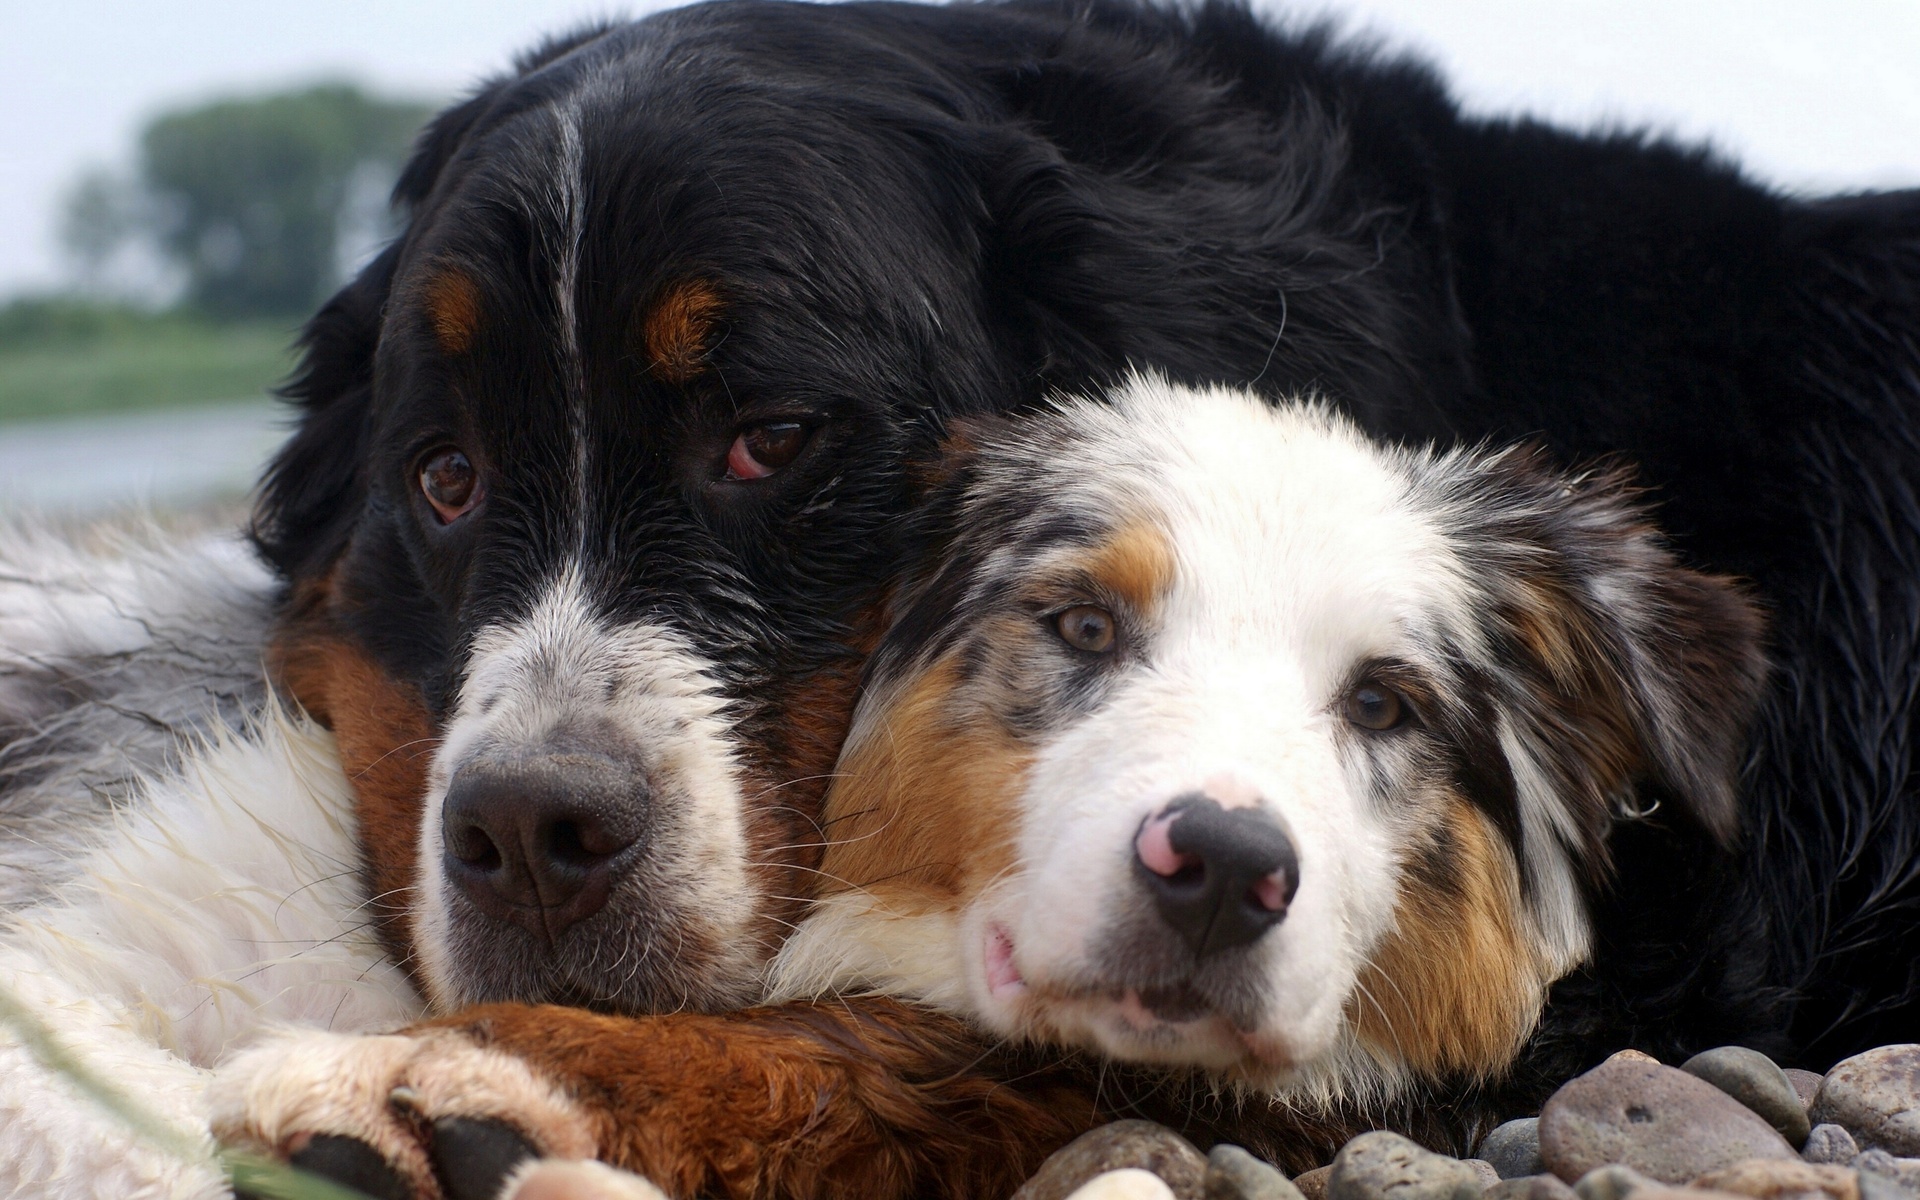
[1462,447,1769,849]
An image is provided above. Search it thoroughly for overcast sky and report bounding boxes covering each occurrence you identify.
[3,0,1917,298]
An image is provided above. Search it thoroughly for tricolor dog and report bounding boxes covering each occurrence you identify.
[773,375,1769,1111]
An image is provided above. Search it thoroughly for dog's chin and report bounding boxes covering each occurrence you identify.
[971,920,1319,1082]
[432,903,768,1016]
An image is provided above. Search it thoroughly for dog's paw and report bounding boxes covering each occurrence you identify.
[210,1028,597,1200]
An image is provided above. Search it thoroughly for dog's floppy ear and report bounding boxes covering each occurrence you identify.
[1461,447,1769,850]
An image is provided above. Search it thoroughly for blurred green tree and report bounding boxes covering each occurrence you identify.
[71,84,433,319]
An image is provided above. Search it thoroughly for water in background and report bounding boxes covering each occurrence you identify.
[0,400,284,515]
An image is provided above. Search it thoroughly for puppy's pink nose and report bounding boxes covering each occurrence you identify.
[1133,794,1299,958]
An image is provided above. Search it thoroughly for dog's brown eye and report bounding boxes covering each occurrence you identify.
[725,421,810,480]
[1055,605,1117,654]
[419,448,482,523]
[1343,682,1407,731]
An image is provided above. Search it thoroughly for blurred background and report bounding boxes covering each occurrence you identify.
[1,0,1916,517]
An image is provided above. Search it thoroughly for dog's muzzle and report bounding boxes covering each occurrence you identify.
[440,751,649,945]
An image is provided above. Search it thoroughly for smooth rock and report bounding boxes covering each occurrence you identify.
[1692,1158,1860,1200]
[1788,1073,1827,1113]
[1068,1171,1182,1200]
[1208,1145,1307,1200]
[1572,1165,1659,1200]
[1326,1132,1485,1200]
[1684,1048,1815,1148]
[1012,1122,1209,1200]
[1481,1122,1546,1181]
[1610,1051,1662,1066]
[1853,1150,1920,1196]
[1466,1163,1502,1189]
[1804,1126,1861,1166]
[1540,1057,1800,1184]
[1487,1176,1577,1200]
[1811,1047,1920,1156]
[1856,1168,1916,1200]
[1295,1167,1333,1200]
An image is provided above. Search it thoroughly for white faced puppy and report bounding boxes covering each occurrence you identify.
[771,374,1766,1108]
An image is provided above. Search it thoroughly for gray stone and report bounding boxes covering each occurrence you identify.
[1540,1058,1800,1184]
[1858,1168,1916,1200]
[1572,1165,1658,1200]
[1691,1157,1860,1200]
[1326,1132,1485,1200]
[1208,1145,1307,1200]
[1486,1177,1577,1200]
[1480,1121,1546,1180]
[1788,1073,1827,1113]
[1012,1121,1209,1200]
[1684,1047,1814,1148]
[1811,1047,1920,1156]
[1803,1126,1861,1166]
[1465,1163,1502,1189]
[1854,1150,1920,1198]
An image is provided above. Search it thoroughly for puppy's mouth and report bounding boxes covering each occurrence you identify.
[983,922,1292,1069]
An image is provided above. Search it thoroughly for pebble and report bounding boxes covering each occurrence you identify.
[1481,1121,1546,1181]
[1295,1167,1333,1200]
[1691,1158,1860,1200]
[1066,1171,1183,1200]
[1012,1122,1209,1200]
[1572,1164,1660,1200]
[1487,1177,1578,1200]
[1466,1162,1503,1189]
[1325,1132,1485,1200]
[1540,1058,1800,1184]
[1811,1046,1920,1157]
[1684,1048,1814,1148]
[1207,1145,1307,1200]
[1788,1073,1827,1113]
[1803,1126,1861,1166]
[1853,1150,1920,1196]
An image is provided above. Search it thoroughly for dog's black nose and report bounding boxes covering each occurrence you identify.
[1133,795,1299,959]
[441,754,646,943]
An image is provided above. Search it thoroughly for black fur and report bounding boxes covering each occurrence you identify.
[252,0,1920,1099]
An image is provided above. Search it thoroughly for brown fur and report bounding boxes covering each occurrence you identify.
[818,652,1031,903]
[422,999,1098,1200]
[269,585,438,966]
[641,280,725,382]
[424,270,482,356]
[1082,523,1175,616]
[1350,798,1544,1077]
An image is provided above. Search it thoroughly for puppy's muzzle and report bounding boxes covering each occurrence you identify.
[1133,795,1299,958]
[441,753,648,944]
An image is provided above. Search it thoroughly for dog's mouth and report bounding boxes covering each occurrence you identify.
[982,922,1295,1071]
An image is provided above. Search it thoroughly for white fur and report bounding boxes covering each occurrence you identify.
[1,527,421,1199]
[413,563,758,1008]
[773,376,1594,1106]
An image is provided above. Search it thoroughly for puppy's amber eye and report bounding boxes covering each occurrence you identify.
[1054,605,1117,654]
[419,447,482,524]
[1343,682,1408,731]
[724,421,810,480]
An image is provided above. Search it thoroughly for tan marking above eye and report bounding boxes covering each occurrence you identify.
[425,270,482,356]
[1081,522,1175,616]
[642,279,725,382]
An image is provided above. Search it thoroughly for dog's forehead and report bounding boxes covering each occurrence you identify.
[981,380,1470,650]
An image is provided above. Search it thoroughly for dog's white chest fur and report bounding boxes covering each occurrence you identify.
[0,527,422,1199]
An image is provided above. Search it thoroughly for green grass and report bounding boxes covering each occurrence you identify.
[0,298,298,424]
